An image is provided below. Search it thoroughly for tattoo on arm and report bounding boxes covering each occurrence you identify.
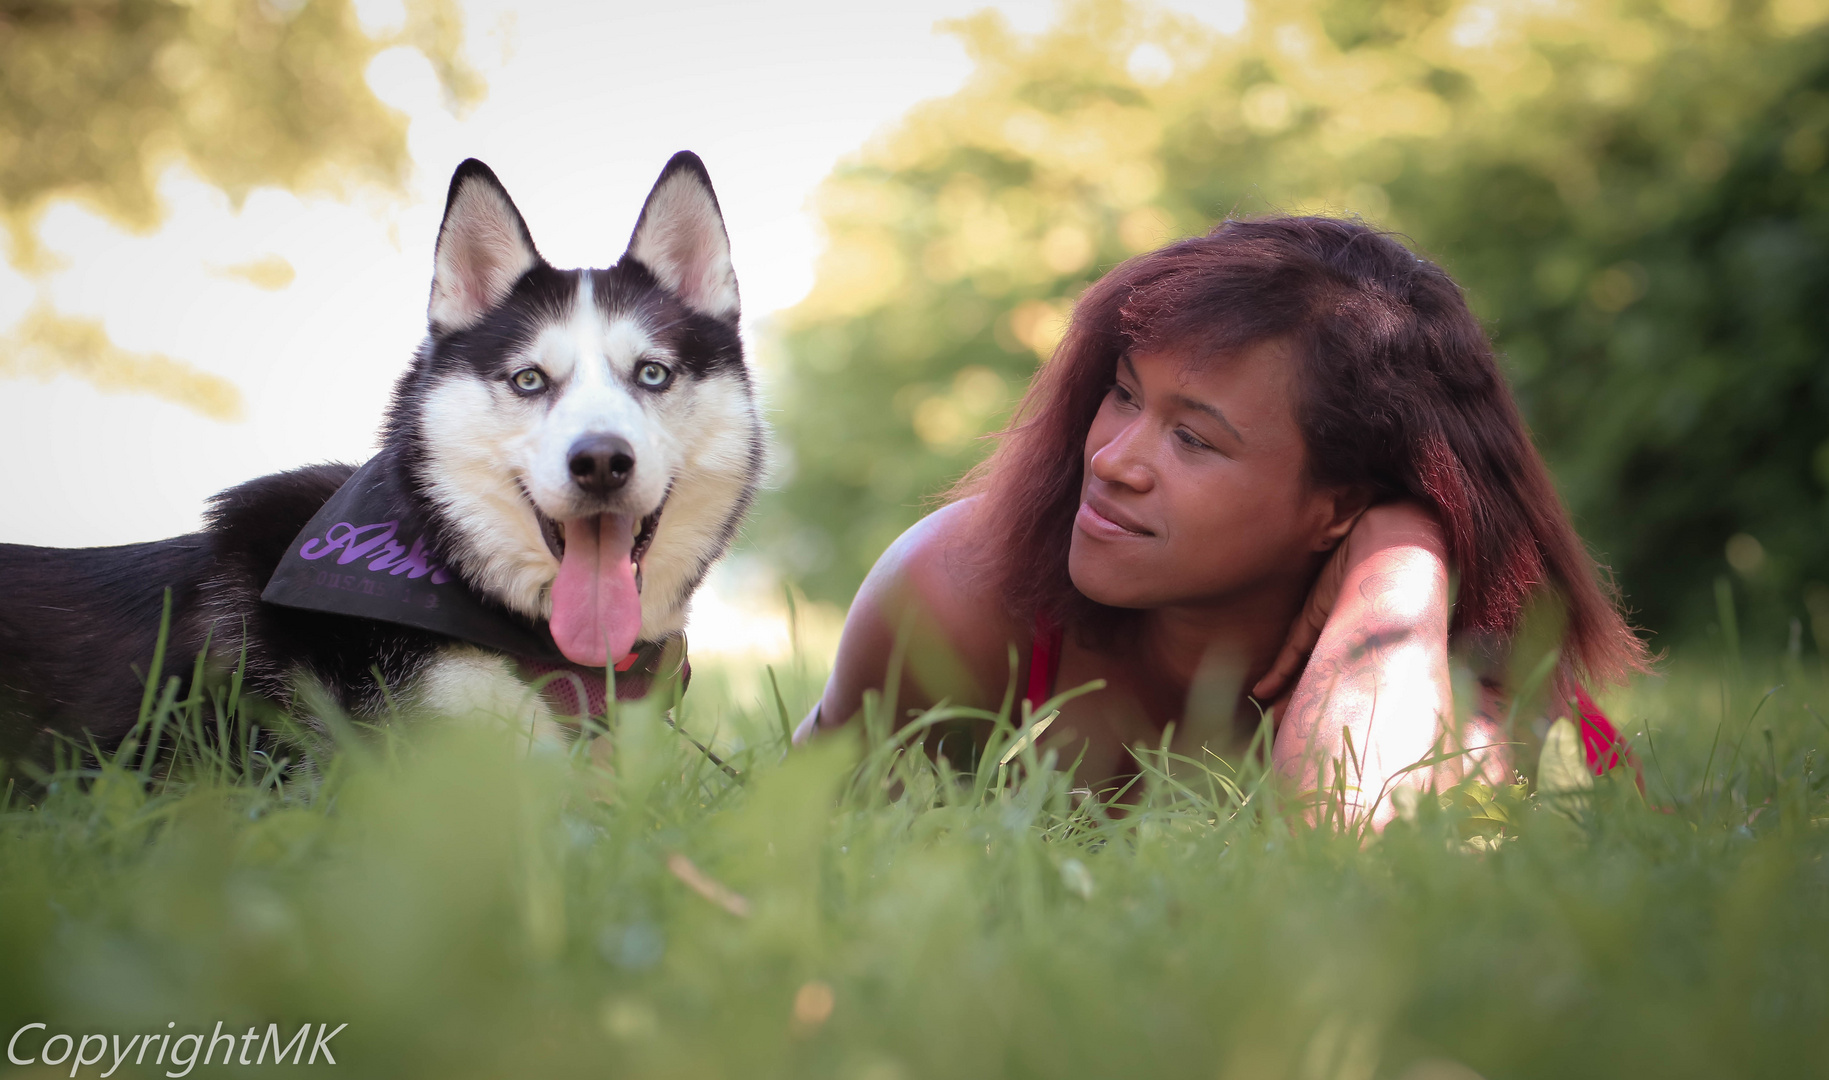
[1280,626,1407,737]
[1359,570,1400,619]
[1279,552,1450,758]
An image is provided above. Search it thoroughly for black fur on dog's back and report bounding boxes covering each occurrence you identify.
[0,463,455,773]
[0,534,213,765]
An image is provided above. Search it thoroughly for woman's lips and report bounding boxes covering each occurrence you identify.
[1076,494,1153,538]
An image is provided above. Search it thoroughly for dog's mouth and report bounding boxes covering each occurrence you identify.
[523,484,670,667]
[535,506,564,563]
[526,488,667,569]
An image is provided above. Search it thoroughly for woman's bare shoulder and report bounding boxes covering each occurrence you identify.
[865,497,1022,651]
[811,498,1027,732]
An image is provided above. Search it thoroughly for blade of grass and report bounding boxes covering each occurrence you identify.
[766,664,794,747]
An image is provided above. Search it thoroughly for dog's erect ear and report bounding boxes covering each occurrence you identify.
[428,159,541,333]
[626,152,739,321]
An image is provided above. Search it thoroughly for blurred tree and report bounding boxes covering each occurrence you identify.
[761,0,1829,644]
[0,0,479,415]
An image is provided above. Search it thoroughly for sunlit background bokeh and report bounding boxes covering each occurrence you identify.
[5,0,1829,668]
[10,10,1829,1072]
[0,0,1226,662]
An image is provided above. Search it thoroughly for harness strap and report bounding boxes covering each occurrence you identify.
[516,633,689,720]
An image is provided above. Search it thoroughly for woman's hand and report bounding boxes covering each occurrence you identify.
[1251,528,1355,705]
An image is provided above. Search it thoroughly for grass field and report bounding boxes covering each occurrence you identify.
[3,613,1827,1080]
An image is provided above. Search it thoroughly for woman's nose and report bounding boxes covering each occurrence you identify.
[1089,419,1154,491]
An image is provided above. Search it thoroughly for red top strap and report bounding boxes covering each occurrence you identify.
[1025,616,1064,715]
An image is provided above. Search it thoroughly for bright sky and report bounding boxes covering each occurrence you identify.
[0,0,1243,655]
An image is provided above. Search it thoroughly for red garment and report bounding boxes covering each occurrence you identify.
[1572,684,1631,777]
[1024,617,1064,717]
[517,635,688,719]
[1022,620,1630,777]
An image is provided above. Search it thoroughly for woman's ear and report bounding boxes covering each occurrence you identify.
[1314,485,1375,551]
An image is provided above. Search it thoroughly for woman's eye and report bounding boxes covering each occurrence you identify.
[1175,428,1210,450]
[1112,383,1136,405]
[636,361,673,389]
[511,368,546,393]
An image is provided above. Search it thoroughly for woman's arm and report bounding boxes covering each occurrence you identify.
[1258,503,1503,828]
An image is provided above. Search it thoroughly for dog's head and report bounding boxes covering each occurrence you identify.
[393,154,764,666]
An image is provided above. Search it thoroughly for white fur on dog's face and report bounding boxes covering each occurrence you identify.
[519,276,673,522]
[417,276,760,636]
[407,155,761,643]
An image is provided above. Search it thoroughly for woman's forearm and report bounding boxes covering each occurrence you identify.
[1272,507,1454,828]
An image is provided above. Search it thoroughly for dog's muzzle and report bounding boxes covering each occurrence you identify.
[567,434,635,496]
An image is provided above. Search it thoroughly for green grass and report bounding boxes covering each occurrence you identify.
[3,630,1827,1080]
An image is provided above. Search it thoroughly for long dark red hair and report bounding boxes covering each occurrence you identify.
[956,216,1646,688]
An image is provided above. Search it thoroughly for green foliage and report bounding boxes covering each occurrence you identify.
[760,0,1829,642]
[4,632,1829,1078]
[0,0,479,254]
[0,303,247,418]
[0,0,477,411]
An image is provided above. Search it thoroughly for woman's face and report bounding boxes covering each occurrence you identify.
[1069,338,1353,611]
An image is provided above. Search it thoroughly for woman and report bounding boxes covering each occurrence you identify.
[797,216,1644,824]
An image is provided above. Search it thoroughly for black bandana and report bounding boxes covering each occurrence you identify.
[260,457,684,705]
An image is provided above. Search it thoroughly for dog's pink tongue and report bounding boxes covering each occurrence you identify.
[549,513,641,667]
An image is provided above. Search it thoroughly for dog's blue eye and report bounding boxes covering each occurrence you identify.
[636,361,672,389]
[511,368,546,393]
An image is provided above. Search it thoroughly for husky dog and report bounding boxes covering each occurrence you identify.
[0,153,764,770]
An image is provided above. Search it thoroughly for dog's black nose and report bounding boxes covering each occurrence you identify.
[567,434,635,495]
